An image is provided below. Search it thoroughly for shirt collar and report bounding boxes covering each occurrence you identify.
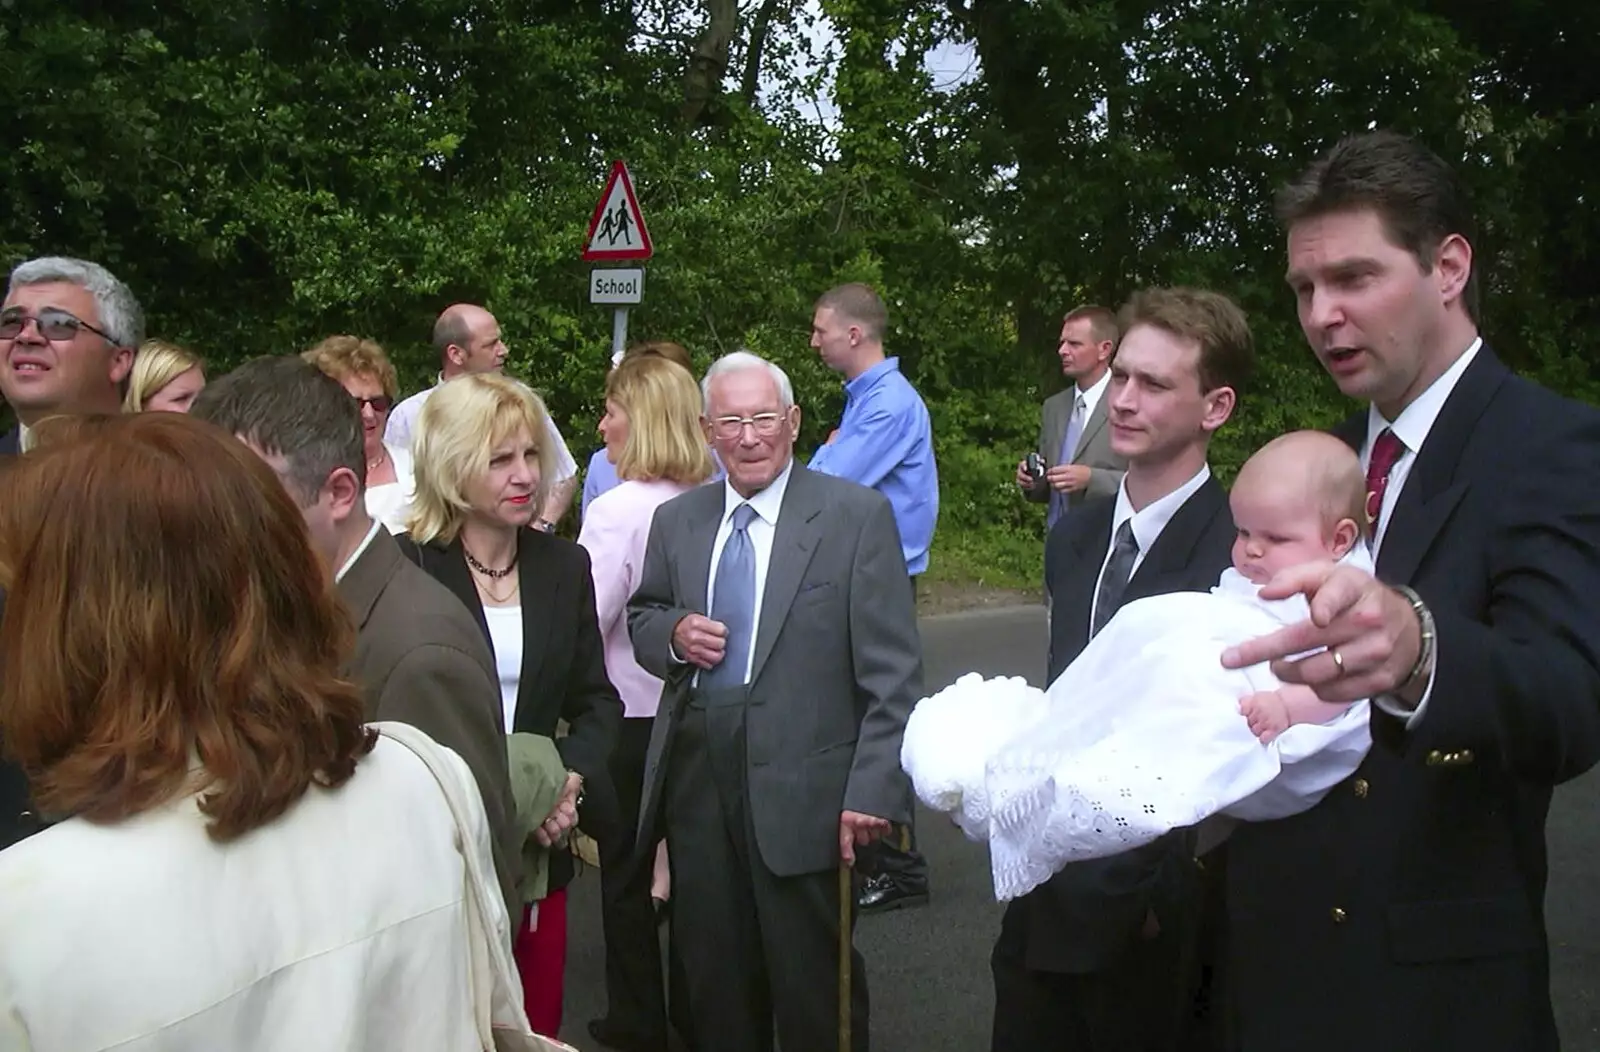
[1076,369,1112,417]
[335,518,384,584]
[844,357,900,400]
[1111,463,1212,556]
[1365,336,1482,457]
[17,420,32,453]
[722,458,795,528]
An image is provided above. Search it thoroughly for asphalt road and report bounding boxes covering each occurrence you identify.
[559,604,1600,1051]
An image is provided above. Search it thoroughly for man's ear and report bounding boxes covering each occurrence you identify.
[1200,385,1237,433]
[446,342,468,369]
[1434,233,1473,311]
[325,466,363,525]
[788,404,803,432]
[1331,517,1360,558]
[109,346,134,386]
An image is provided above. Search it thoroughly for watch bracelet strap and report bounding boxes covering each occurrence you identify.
[1393,585,1436,691]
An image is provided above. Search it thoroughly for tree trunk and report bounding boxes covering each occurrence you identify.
[682,0,739,126]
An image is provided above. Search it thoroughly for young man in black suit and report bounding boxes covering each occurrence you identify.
[1222,131,1600,1050]
[991,286,1252,1052]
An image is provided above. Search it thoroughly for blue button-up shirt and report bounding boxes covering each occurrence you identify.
[808,357,939,575]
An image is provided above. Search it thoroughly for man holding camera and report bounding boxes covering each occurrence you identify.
[1016,305,1127,530]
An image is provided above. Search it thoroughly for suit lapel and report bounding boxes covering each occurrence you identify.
[436,539,492,643]
[1073,396,1109,461]
[681,485,725,615]
[1126,477,1226,601]
[1375,350,1507,584]
[750,467,826,685]
[1042,390,1069,464]
[512,530,557,727]
[336,528,403,631]
[1062,499,1115,646]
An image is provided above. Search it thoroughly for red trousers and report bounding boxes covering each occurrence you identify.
[514,888,568,1038]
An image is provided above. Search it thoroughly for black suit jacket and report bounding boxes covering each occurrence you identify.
[0,428,29,851]
[1227,347,1600,1051]
[997,475,1235,974]
[398,527,624,892]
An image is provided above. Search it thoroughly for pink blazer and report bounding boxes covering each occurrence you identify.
[577,478,696,718]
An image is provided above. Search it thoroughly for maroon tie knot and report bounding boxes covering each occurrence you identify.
[1365,428,1406,531]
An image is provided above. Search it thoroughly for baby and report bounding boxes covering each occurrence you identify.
[1231,430,1367,742]
[901,430,1375,901]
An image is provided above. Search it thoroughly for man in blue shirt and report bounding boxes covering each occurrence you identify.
[808,282,938,912]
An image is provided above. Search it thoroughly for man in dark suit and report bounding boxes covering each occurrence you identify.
[0,256,144,850]
[1221,132,1600,1051]
[1016,304,1128,532]
[192,356,522,918]
[992,287,1253,1052]
[628,350,923,1052]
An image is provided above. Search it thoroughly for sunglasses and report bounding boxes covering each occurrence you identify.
[0,307,117,344]
[352,394,394,414]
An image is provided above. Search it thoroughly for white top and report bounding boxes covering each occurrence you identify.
[0,730,543,1052]
[1074,369,1112,428]
[364,443,418,535]
[384,379,579,482]
[483,602,525,731]
[701,460,795,687]
[1090,464,1213,630]
[1361,335,1482,727]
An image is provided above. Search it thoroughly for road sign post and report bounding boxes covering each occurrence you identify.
[583,161,654,363]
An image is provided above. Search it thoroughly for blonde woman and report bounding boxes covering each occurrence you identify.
[124,339,205,413]
[301,336,415,533]
[397,373,622,1040]
[575,355,713,1050]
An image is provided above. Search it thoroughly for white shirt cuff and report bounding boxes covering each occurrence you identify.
[1371,641,1438,729]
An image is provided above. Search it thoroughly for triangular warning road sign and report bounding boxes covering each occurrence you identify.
[582,161,653,261]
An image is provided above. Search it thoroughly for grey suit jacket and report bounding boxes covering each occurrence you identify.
[628,465,923,878]
[338,527,521,919]
[1023,386,1126,510]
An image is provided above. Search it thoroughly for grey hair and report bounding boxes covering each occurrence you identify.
[8,257,145,348]
[701,350,795,411]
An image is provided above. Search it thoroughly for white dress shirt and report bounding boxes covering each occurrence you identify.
[1075,369,1111,434]
[1089,464,1213,632]
[700,459,795,686]
[384,377,579,482]
[1363,336,1482,725]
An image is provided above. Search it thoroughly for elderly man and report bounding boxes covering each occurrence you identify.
[193,356,522,919]
[628,351,923,1052]
[0,256,141,453]
[0,256,144,852]
[385,303,580,531]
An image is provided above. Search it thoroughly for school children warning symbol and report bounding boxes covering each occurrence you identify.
[582,161,653,261]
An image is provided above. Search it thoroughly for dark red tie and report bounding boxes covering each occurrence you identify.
[1365,428,1406,534]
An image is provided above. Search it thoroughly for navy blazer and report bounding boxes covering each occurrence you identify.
[1227,347,1600,1051]
[997,475,1235,974]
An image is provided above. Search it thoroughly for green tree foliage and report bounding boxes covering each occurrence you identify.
[2,0,1594,586]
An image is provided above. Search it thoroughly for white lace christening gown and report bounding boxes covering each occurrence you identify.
[902,550,1376,902]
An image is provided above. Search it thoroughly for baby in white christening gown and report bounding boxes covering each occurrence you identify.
[902,431,1377,900]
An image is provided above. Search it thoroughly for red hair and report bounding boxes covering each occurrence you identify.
[0,413,374,840]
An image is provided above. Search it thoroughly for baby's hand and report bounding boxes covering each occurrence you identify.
[1239,691,1291,744]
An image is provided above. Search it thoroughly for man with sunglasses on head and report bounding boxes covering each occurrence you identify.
[0,257,143,854]
[0,256,142,454]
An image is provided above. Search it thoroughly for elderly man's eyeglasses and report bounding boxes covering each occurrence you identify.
[0,307,116,344]
[710,413,785,440]
[352,394,394,414]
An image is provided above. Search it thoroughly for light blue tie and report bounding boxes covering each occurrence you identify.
[1049,394,1086,530]
[701,503,758,691]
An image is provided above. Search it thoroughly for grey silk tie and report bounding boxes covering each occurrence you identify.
[1091,520,1139,638]
[1048,394,1086,530]
[701,503,758,691]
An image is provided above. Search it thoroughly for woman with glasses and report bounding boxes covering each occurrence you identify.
[577,354,716,1052]
[0,412,546,1051]
[302,336,415,532]
[124,339,206,413]
[400,373,623,1040]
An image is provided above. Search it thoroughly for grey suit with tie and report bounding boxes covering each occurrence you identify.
[629,463,923,1052]
[1022,385,1126,516]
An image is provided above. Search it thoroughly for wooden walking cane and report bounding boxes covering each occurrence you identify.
[839,823,912,1052]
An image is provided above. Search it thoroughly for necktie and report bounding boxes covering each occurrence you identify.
[701,503,758,691]
[1365,429,1406,537]
[1091,520,1139,638]
[1049,394,1087,529]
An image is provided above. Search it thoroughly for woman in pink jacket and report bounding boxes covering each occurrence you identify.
[578,354,715,1052]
